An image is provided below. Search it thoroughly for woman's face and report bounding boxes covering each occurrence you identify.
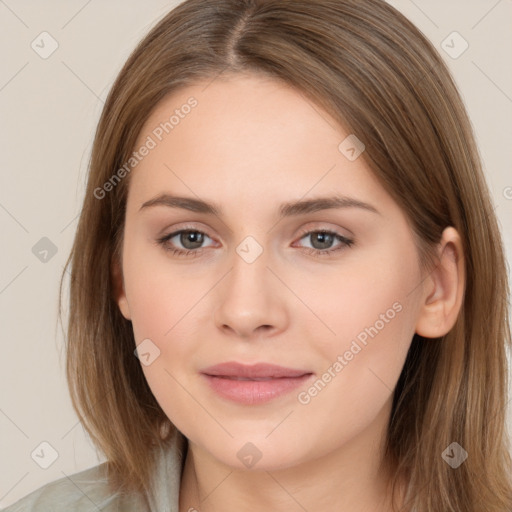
[115,72,426,471]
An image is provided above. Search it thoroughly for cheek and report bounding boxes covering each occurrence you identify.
[122,232,206,344]
[303,236,420,358]
[122,238,218,411]
[123,249,208,430]
[296,306,413,448]
[294,240,420,432]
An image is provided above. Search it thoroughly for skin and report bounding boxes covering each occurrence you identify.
[113,72,465,512]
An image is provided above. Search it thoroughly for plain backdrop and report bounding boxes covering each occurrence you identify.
[0,0,511,507]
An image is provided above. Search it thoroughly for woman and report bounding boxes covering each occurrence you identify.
[4,0,511,510]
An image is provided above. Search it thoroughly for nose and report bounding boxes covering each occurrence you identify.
[213,247,289,339]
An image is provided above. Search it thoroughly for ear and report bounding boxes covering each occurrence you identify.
[414,227,465,338]
[111,256,132,321]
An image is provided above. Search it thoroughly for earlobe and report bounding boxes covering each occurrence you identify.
[111,257,132,321]
[414,227,465,338]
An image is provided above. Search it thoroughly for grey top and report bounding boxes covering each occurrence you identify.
[1,431,188,512]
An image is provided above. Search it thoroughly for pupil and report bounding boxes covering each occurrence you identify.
[313,232,332,249]
[182,231,203,249]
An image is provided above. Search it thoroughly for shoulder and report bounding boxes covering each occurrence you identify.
[1,462,146,512]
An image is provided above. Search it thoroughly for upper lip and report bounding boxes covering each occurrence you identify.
[201,362,312,379]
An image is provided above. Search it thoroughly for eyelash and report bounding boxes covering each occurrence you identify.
[156,226,354,258]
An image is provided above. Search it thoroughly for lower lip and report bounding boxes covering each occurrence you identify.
[201,373,314,405]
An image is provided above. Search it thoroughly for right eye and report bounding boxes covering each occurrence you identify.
[156,229,216,257]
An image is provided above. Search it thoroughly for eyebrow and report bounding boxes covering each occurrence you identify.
[139,193,380,217]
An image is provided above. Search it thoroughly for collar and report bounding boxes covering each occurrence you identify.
[146,429,188,512]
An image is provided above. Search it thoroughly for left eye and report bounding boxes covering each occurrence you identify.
[295,230,354,255]
[156,228,354,257]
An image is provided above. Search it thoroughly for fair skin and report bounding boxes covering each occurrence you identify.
[113,72,465,512]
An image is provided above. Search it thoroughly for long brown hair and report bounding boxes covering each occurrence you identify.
[59,0,512,510]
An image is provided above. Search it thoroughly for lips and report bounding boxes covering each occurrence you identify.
[200,361,314,405]
[200,361,311,379]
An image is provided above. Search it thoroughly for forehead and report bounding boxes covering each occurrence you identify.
[126,73,387,215]
[138,73,344,156]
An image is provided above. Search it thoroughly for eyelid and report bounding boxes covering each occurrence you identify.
[156,220,213,237]
[294,222,353,238]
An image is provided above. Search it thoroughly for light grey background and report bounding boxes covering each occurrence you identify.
[0,0,511,507]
